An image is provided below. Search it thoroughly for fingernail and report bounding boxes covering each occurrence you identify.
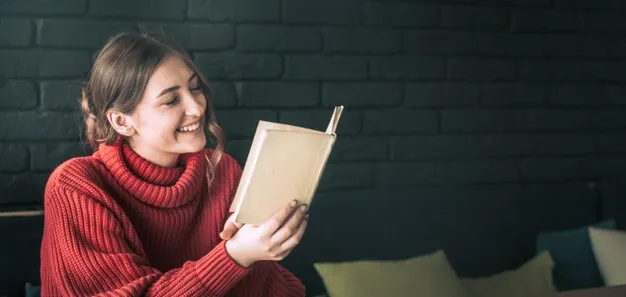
[290,200,297,207]
[300,205,307,212]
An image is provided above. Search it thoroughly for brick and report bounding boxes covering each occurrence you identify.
[450,161,518,183]
[209,81,237,108]
[441,110,590,132]
[481,83,546,106]
[284,55,367,80]
[0,173,48,204]
[594,157,626,179]
[0,144,28,172]
[469,134,533,157]
[479,0,552,6]
[39,50,92,78]
[37,20,135,49]
[391,135,472,160]
[323,83,402,107]
[448,58,516,81]
[364,2,439,27]
[279,110,362,136]
[363,110,438,135]
[376,162,446,186]
[225,139,252,166]
[31,142,88,171]
[519,60,582,82]
[237,25,320,52]
[138,23,233,51]
[369,57,446,80]
[0,112,80,140]
[555,0,626,9]
[0,50,38,77]
[323,28,400,53]
[0,0,86,15]
[189,0,279,21]
[328,137,388,162]
[580,12,626,34]
[590,110,626,130]
[0,112,79,140]
[0,80,37,109]
[597,133,626,153]
[546,85,622,106]
[216,110,276,138]
[0,19,31,47]
[194,53,281,79]
[405,82,479,107]
[237,82,319,107]
[532,133,596,156]
[40,80,82,111]
[283,0,360,25]
[403,30,474,55]
[582,62,626,82]
[318,163,376,190]
[610,38,626,57]
[473,33,544,57]
[441,6,509,29]
[391,134,533,160]
[518,157,594,182]
[89,0,184,19]
[512,9,579,32]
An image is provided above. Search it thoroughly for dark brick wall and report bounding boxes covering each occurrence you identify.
[1,0,626,208]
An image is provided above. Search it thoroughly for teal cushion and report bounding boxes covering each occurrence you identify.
[25,283,40,297]
[536,219,616,291]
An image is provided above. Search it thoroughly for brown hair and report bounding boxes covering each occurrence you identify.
[80,31,225,183]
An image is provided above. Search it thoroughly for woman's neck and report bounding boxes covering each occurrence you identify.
[125,138,180,168]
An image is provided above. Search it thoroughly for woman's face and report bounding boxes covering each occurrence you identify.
[125,55,207,166]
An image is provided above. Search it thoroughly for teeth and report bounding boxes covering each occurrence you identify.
[178,122,200,132]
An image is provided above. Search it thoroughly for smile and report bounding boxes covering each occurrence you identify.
[177,122,200,133]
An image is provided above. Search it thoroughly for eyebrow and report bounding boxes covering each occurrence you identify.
[156,73,199,98]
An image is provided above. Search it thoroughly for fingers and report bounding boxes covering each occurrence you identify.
[270,204,307,244]
[259,200,298,236]
[279,214,308,253]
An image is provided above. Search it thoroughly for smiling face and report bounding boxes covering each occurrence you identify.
[107,55,208,167]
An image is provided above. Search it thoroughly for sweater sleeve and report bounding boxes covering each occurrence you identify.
[264,262,306,297]
[40,186,249,297]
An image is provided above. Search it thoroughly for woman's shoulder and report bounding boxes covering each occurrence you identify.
[46,154,106,196]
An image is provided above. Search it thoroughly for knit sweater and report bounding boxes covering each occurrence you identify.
[40,138,305,296]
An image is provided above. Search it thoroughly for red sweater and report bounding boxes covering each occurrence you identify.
[40,139,305,296]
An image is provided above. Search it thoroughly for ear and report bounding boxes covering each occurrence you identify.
[106,110,136,136]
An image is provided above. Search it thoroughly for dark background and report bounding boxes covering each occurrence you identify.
[1,0,626,212]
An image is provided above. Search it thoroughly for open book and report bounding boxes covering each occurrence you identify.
[229,106,344,224]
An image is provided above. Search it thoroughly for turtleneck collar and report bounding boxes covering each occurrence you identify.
[96,137,207,208]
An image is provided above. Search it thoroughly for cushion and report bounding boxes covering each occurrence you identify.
[313,250,469,297]
[589,227,626,286]
[460,251,556,297]
[536,219,616,291]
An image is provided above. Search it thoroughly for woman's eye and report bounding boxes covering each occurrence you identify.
[165,96,179,106]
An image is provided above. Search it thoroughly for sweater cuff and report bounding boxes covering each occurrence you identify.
[194,240,249,294]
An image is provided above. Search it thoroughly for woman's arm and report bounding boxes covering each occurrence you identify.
[40,186,249,297]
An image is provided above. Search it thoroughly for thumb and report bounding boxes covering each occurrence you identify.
[220,215,243,240]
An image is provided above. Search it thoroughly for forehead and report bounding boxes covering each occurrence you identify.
[145,56,195,91]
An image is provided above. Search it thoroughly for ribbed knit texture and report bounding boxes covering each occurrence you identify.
[40,138,305,297]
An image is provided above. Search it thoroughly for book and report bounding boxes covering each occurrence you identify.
[229,106,344,225]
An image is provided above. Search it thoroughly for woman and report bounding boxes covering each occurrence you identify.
[40,31,307,296]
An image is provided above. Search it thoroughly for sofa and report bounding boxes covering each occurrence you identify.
[1,180,625,297]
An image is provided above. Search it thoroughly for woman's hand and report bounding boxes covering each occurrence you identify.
[225,200,308,267]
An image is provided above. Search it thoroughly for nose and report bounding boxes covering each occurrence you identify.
[183,93,204,117]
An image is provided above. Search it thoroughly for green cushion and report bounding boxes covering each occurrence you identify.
[461,251,556,297]
[314,250,469,297]
[589,227,626,286]
[536,219,616,291]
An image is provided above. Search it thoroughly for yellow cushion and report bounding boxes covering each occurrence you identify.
[314,250,469,297]
[589,227,626,286]
[460,251,556,297]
